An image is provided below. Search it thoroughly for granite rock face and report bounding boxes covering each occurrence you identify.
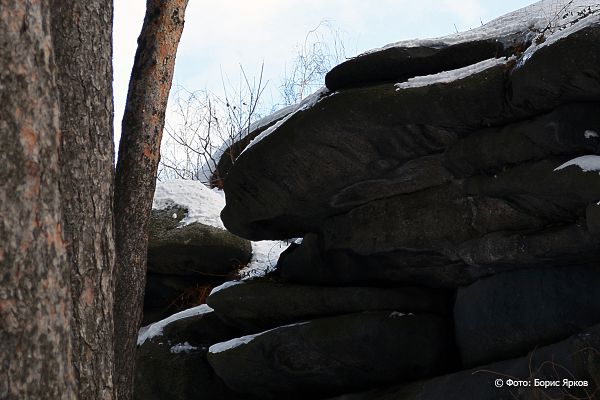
[207,312,455,399]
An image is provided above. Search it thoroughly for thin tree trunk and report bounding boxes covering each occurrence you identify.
[113,1,188,398]
[0,1,76,398]
[50,1,116,399]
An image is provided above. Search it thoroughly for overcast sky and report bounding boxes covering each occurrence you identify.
[113,0,535,146]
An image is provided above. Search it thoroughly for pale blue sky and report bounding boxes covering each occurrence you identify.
[113,0,535,146]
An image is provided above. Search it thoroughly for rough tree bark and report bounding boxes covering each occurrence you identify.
[113,1,189,399]
[50,1,116,399]
[0,1,76,398]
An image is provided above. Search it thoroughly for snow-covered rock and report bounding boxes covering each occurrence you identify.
[327,0,600,90]
[153,179,226,229]
[147,180,252,276]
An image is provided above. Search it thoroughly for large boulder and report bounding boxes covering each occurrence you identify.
[454,266,600,367]
[277,233,488,288]
[325,40,509,90]
[207,312,454,399]
[148,205,252,276]
[221,25,600,241]
[276,162,600,287]
[149,179,253,276]
[278,227,600,288]
[206,280,450,331]
[324,0,572,91]
[328,323,600,400]
[221,64,506,240]
[135,305,245,400]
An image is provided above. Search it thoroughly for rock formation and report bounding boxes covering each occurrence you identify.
[143,180,252,324]
[136,1,600,398]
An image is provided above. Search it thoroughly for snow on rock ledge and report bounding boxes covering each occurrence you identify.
[326,0,600,90]
[376,0,600,51]
[554,155,600,173]
[138,304,214,345]
[153,179,225,229]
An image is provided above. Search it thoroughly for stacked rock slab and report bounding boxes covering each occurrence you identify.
[135,305,247,400]
[205,4,600,399]
[143,180,252,324]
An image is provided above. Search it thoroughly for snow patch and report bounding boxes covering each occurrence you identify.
[137,304,213,346]
[585,130,599,138]
[208,334,257,354]
[554,155,600,173]
[209,280,244,296]
[242,87,331,153]
[395,58,507,90]
[170,342,198,354]
[208,322,309,354]
[373,0,600,52]
[237,240,289,279]
[153,179,225,229]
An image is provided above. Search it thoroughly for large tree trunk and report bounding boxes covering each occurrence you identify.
[113,1,189,398]
[50,1,116,399]
[0,1,76,398]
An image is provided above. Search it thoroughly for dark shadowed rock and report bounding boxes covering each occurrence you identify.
[221,64,508,240]
[463,157,600,220]
[330,154,453,209]
[279,224,600,288]
[206,280,450,331]
[444,103,600,177]
[135,307,246,400]
[509,25,600,114]
[325,40,509,90]
[278,233,489,288]
[321,183,546,257]
[457,223,600,268]
[207,312,455,399]
[587,202,600,235]
[454,266,600,367]
[222,26,600,241]
[328,323,600,400]
[148,206,252,276]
